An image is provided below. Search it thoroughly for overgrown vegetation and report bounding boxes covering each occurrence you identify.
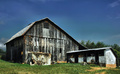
[80,40,120,58]
[0,49,6,60]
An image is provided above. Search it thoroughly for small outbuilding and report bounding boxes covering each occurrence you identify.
[67,47,117,68]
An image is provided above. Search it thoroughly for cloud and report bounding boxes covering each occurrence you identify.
[0,38,8,43]
[0,43,6,49]
[109,0,120,7]
[107,13,120,20]
[0,38,8,51]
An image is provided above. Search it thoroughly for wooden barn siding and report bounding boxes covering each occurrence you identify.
[24,21,79,62]
[6,37,24,62]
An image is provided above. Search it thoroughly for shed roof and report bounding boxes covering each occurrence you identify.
[67,47,112,53]
[67,47,118,58]
[5,18,86,49]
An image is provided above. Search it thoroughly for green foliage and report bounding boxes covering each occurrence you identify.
[95,41,106,48]
[111,44,120,52]
[81,40,106,49]
[0,49,5,53]
[0,49,6,60]
[86,40,91,48]
[113,49,120,58]
[80,40,85,46]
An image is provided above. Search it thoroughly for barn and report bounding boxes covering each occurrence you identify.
[5,18,86,64]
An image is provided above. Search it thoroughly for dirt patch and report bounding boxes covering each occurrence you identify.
[87,67,108,71]
[96,71,106,74]
[18,71,35,74]
[87,67,119,74]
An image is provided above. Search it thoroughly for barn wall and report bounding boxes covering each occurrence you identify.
[6,37,24,62]
[24,20,79,62]
[105,49,116,68]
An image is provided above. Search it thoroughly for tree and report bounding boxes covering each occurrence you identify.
[79,40,120,58]
[0,49,5,53]
[80,40,85,46]
[90,42,95,48]
[111,44,120,52]
[113,49,120,58]
[95,41,105,48]
[86,40,91,48]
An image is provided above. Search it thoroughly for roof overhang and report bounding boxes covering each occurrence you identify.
[67,47,112,54]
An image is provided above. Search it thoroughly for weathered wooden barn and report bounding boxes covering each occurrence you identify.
[67,47,117,68]
[5,18,86,64]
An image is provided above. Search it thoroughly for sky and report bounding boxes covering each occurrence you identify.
[0,0,120,50]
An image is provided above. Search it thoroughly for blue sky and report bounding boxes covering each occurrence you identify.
[0,0,120,50]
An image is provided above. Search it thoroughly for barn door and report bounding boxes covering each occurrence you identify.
[58,48,62,61]
[95,52,99,64]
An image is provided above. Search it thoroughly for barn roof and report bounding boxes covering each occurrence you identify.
[5,18,86,49]
[67,47,111,53]
[67,47,117,58]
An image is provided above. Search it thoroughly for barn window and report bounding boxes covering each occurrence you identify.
[60,48,62,53]
[44,22,49,29]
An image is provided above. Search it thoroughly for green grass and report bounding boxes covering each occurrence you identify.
[0,59,120,74]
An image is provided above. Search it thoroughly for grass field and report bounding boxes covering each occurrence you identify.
[0,59,120,74]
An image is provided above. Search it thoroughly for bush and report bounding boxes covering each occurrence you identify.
[1,54,6,60]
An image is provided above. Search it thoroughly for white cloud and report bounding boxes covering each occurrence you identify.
[0,43,6,50]
[0,38,8,50]
[0,43,6,48]
[109,0,120,7]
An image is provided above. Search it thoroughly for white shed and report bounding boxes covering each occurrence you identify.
[67,47,117,68]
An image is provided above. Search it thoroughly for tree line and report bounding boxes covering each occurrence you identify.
[80,40,120,58]
[0,49,5,53]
